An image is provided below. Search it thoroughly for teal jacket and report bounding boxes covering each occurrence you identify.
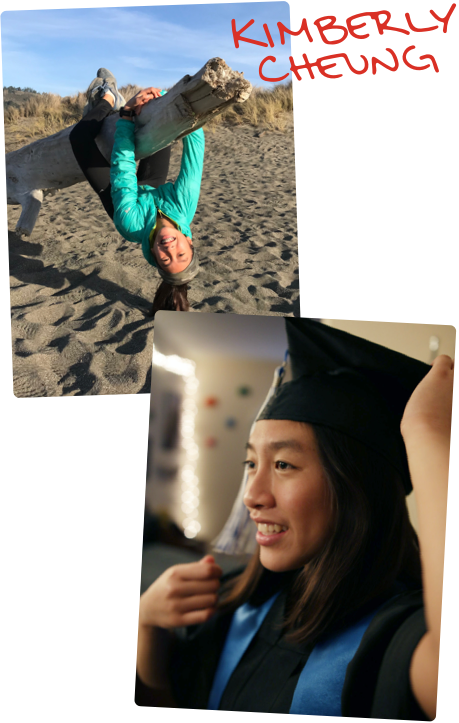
[110,119,205,267]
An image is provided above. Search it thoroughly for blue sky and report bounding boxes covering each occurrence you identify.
[1,3,291,95]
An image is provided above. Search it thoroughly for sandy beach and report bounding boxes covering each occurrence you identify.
[6,119,299,397]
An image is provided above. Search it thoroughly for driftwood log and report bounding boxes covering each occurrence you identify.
[6,58,252,236]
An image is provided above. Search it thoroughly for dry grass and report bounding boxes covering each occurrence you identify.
[3,82,293,142]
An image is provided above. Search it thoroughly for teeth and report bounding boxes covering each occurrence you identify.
[257,523,287,534]
[160,236,175,244]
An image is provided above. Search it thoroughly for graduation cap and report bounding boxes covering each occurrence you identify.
[213,318,430,555]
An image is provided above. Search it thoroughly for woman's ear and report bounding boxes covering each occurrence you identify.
[186,236,193,247]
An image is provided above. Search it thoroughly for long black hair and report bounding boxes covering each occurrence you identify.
[149,281,190,318]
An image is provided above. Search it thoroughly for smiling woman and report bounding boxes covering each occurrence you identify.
[164,317,440,721]
[168,420,428,721]
[152,222,194,275]
[148,216,198,315]
[243,421,333,572]
[218,420,422,643]
[69,68,204,317]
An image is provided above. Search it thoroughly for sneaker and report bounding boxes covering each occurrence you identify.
[85,76,104,99]
[83,71,125,115]
[98,79,125,112]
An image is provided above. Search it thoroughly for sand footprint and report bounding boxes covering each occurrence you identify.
[74,305,126,338]
[24,303,75,326]
[13,371,49,398]
[13,320,41,340]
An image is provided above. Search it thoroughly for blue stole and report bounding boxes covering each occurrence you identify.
[207,595,380,715]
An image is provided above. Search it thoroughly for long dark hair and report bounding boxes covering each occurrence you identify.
[218,424,422,645]
[148,245,190,319]
[149,281,190,318]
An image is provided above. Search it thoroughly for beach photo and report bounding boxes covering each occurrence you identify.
[3,3,298,397]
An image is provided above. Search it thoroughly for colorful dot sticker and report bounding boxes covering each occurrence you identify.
[204,396,219,407]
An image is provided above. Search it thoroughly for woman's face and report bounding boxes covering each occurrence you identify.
[243,420,333,573]
[152,225,193,275]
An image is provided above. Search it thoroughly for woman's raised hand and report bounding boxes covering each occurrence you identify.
[401,354,454,444]
[139,555,223,629]
[124,87,163,115]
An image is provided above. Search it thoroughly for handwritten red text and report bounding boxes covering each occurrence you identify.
[231,5,455,81]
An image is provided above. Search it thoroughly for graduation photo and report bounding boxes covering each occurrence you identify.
[136,312,455,719]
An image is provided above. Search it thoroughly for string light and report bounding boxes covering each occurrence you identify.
[153,346,200,539]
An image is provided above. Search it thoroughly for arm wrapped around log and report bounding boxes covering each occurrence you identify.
[110,119,152,247]
[109,121,205,260]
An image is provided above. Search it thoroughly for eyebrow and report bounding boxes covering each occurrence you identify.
[245,439,306,453]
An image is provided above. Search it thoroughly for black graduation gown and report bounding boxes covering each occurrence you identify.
[164,585,428,719]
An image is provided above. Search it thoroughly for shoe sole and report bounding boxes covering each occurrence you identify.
[86,77,104,100]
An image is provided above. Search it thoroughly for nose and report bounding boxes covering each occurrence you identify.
[160,245,176,261]
[243,469,274,510]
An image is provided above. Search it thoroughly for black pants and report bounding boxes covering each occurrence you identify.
[69,99,171,220]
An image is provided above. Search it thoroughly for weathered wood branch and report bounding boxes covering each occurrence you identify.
[6,58,252,236]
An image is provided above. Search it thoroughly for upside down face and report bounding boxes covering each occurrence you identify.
[152,225,193,275]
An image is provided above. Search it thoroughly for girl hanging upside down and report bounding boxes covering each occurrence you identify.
[69,68,204,317]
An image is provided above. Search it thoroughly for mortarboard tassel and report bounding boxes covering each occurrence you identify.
[212,352,288,555]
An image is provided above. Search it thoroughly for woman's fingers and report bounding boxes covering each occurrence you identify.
[141,91,155,101]
[134,92,158,115]
[176,593,218,613]
[180,607,217,626]
[176,558,223,582]
[142,86,162,97]
[128,88,162,114]
[173,578,221,597]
